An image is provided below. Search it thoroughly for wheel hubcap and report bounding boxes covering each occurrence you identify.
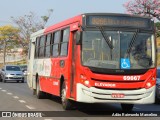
[62,88,66,104]
[36,83,39,95]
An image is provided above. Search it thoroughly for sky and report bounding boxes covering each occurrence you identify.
[0,0,128,27]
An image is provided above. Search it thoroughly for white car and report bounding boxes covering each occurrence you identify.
[1,65,24,83]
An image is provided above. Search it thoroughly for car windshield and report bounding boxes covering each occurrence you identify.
[20,65,27,70]
[82,30,155,69]
[6,66,21,71]
[157,69,160,78]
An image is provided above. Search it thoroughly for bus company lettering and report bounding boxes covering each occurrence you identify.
[43,60,51,76]
[72,25,77,29]
[95,82,116,87]
[33,59,51,76]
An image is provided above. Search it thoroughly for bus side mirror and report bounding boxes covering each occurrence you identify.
[76,31,82,45]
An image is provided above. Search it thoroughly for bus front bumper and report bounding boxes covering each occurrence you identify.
[76,83,155,104]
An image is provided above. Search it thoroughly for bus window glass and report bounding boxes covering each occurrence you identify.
[82,31,155,69]
[60,43,68,56]
[129,33,153,68]
[35,37,39,58]
[52,44,59,57]
[45,34,51,57]
[52,31,60,57]
[39,36,45,57]
[54,31,61,43]
[62,28,69,42]
[82,31,119,69]
[60,28,69,56]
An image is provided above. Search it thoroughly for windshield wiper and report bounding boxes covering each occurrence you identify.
[98,26,113,49]
[126,29,139,57]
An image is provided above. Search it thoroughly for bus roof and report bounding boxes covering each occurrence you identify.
[32,13,153,37]
[44,15,82,34]
[30,29,45,38]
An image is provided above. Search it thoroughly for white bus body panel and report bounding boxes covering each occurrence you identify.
[27,29,45,90]
[76,83,155,104]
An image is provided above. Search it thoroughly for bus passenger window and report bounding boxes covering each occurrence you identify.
[52,31,60,57]
[52,44,59,57]
[34,37,39,58]
[60,28,69,56]
[45,34,51,58]
[38,36,45,58]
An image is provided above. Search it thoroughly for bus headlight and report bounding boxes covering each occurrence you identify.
[80,74,90,87]
[145,77,156,89]
[84,80,89,85]
[146,82,151,88]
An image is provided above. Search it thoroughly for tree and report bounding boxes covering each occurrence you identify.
[11,9,53,55]
[156,22,160,37]
[0,25,20,65]
[123,0,160,21]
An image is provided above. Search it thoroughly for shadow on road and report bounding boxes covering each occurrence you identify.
[48,95,124,117]
[0,81,26,83]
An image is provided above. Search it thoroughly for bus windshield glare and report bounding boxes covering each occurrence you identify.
[82,30,155,69]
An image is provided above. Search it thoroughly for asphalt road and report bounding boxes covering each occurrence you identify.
[0,81,160,120]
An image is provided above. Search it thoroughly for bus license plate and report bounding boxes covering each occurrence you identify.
[111,93,125,98]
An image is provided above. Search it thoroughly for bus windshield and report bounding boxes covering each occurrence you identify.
[81,30,155,69]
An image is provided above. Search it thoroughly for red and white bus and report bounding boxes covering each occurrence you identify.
[27,13,156,111]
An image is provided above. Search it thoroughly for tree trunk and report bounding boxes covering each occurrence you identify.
[3,40,6,65]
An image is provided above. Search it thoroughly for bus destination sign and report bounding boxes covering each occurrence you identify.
[86,15,152,29]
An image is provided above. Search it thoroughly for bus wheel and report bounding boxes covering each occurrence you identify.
[121,104,134,112]
[36,78,45,99]
[3,78,6,83]
[33,89,36,95]
[61,82,72,110]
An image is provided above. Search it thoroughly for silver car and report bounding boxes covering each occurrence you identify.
[1,65,24,83]
[156,67,160,103]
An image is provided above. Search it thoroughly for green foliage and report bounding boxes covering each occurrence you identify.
[156,22,160,37]
[0,25,21,65]
[0,25,19,40]
[0,25,20,49]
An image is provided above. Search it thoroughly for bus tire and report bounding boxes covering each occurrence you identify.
[3,78,6,83]
[36,78,45,99]
[33,89,36,95]
[121,104,134,112]
[61,82,72,110]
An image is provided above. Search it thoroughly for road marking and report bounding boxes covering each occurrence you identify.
[133,107,140,109]
[19,100,26,103]
[13,96,19,99]
[44,119,53,120]
[7,93,12,95]
[26,105,35,110]
[1,90,6,92]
